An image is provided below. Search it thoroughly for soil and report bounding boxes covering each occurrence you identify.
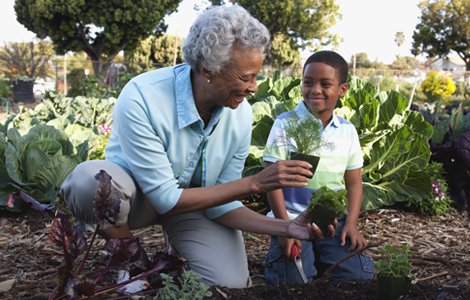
[1,200,469,300]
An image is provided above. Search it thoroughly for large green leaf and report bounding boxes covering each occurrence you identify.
[29,155,81,200]
[251,96,288,125]
[377,91,409,125]
[29,124,69,141]
[5,132,40,186]
[362,126,414,175]
[25,145,51,179]
[379,135,431,183]
[251,122,272,149]
[379,170,432,204]
[0,134,11,188]
[361,182,391,211]
[401,110,433,140]
[359,130,390,161]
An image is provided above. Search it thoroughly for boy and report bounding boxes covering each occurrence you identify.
[263,50,374,285]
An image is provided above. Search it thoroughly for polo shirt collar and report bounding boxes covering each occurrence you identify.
[174,64,222,130]
[296,100,339,128]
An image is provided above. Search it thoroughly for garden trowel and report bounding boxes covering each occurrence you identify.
[290,244,308,284]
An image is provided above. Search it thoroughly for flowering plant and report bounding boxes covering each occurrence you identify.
[89,123,111,160]
[406,162,453,216]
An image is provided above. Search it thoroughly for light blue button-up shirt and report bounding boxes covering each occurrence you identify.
[105,64,249,218]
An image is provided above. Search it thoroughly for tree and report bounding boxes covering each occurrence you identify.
[14,0,182,77]
[0,40,55,80]
[210,0,342,66]
[395,31,405,47]
[124,34,184,74]
[412,0,470,71]
[390,55,420,70]
[350,52,371,69]
[270,34,301,67]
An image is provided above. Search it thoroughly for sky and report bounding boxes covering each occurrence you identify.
[1,0,426,64]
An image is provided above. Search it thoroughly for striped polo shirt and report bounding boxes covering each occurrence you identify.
[263,101,363,218]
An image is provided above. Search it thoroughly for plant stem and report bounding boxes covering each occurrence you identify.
[313,239,386,283]
[74,224,100,277]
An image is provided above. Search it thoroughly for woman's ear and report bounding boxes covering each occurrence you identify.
[199,63,212,82]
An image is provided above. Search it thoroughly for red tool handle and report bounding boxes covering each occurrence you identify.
[290,244,301,261]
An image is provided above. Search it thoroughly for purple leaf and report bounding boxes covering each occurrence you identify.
[104,238,141,267]
[56,263,73,286]
[6,190,54,217]
[93,170,120,226]
[65,278,96,298]
[152,251,186,274]
[49,210,87,260]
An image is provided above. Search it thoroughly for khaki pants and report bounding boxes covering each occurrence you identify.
[60,160,251,288]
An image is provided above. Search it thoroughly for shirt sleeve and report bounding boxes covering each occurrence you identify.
[346,125,364,170]
[112,80,182,215]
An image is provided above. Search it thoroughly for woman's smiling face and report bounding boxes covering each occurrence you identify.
[301,62,348,124]
[209,46,264,109]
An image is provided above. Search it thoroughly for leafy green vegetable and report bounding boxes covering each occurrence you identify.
[307,186,348,218]
[375,245,415,279]
[0,125,88,210]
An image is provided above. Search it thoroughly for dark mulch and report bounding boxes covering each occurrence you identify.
[1,200,469,300]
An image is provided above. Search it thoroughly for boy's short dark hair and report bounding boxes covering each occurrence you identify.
[303,50,348,84]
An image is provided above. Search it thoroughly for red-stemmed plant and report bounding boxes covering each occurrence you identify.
[7,170,185,299]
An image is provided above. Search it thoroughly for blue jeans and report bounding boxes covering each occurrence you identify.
[265,216,375,285]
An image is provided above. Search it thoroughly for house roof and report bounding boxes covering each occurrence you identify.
[433,56,466,66]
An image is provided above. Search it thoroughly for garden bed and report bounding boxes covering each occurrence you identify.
[0,205,469,299]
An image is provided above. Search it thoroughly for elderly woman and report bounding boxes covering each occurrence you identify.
[60,5,336,288]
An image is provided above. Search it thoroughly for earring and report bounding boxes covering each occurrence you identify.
[206,79,210,83]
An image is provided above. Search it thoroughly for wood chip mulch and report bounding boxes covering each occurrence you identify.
[0,206,469,299]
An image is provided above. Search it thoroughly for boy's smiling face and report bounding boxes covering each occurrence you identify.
[301,62,348,126]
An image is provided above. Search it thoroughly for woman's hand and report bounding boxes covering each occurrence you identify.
[288,210,337,241]
[252,160,313,193]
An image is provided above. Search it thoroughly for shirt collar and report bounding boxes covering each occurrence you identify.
[174,64,222,130]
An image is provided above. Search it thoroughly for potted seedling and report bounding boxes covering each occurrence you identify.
[273,110,334,177]
[375,244,415,300]
[307,186,348,234]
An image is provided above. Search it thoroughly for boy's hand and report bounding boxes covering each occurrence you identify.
[340,221,368,254]
[278,237,302,259]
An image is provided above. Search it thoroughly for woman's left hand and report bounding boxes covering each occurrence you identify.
[288,210,337,241]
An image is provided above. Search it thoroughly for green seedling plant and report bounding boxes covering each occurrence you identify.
[7,170,186,299]
[154,269,212,300]
[375,245,415,279]
[307,186,349,218]
[306,186,348,233]
[276,111,334,156]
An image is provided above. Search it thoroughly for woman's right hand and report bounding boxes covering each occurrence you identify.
[279,236,302,260]
[252,160,313,193]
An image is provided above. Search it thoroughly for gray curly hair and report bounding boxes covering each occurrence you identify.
[182,5,270,74]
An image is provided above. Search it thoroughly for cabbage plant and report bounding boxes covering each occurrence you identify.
[0,125,89,210]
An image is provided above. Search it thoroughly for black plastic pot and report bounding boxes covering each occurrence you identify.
[310,205,337,234]
[13,80,34,104]
[377,275,412,300]
[290,152,320,178]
